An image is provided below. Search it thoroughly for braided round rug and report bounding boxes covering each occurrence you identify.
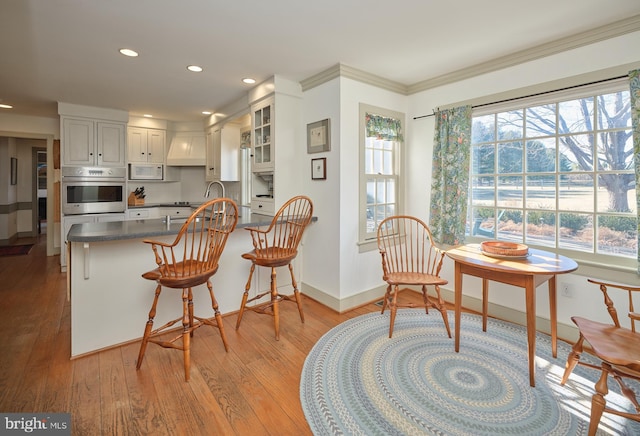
[300,310,640,435]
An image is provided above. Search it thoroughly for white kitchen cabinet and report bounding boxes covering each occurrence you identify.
[205,124,240,182]
[205,128,219,181]
[158,207,192,221]
[60,213,126,269]
[127,127,166,164]
[62,117,126,167]
[251,97,274,172]
[250,197,275,215]
[248,79,301,216]
[126,208,160,220]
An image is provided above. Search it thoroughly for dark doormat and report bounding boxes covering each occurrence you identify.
[0,244,33,257]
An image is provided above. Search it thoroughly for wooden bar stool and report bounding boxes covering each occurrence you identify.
[236,195,313,340]
[136,198,238,381]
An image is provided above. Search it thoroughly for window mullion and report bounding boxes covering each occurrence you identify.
[469,85,635,264]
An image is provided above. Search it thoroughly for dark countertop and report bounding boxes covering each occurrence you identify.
[67,207,290,243]
[127,202,199,209]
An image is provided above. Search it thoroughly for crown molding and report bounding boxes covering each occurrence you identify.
[407,14,640,94]
[300,64,409,95]
[300,15,640,96]
[300,64,341,91]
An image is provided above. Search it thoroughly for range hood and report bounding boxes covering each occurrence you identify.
[166,133,206,166]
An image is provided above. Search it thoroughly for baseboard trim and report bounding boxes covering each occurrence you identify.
[0,235,19,246]
[302,283,579,343]
[438,287,579,343]
[302,283,387,313]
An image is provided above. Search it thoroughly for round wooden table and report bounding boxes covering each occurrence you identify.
[446,243,578,387]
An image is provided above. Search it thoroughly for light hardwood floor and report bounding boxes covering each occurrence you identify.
[0,235,444,435]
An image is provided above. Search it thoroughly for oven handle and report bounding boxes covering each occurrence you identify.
[61,177,126,183]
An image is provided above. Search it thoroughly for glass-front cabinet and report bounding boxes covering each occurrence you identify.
[247,76,302,216]
[252,97,274,172]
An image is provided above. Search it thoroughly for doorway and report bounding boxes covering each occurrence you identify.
[1,132,55,256]
[34,149,47,234]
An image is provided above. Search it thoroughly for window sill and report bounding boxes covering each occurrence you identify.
[357,239,378,253]
[568,258,639,284]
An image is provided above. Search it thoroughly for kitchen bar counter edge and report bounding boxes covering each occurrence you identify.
[67,207,316,243]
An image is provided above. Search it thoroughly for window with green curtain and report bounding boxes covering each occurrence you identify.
[359,104,405,245]
[366,113,404,141]
[429,106,472,246]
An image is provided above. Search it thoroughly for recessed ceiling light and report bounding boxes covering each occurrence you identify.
[0,104,13,109]
[187,65,203,72]
[119,48,139,57]
[143,114,153,118]
[202,111,212,115]
[242,78,256,84]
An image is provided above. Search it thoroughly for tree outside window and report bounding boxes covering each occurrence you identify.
[469,88,636,260]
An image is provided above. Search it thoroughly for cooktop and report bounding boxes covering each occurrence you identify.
[157,201,192,207]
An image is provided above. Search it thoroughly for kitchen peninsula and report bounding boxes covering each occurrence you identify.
[67,206,316,358]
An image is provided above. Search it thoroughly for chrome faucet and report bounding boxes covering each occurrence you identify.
[204,180,225,199]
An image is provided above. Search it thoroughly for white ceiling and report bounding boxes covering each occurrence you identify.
[1,0,639,123]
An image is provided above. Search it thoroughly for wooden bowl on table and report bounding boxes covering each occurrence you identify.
[480,241,529,258]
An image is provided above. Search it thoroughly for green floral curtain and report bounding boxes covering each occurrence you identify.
[366,113,404,141]
[630,69,640,273]
[429,105,472,245]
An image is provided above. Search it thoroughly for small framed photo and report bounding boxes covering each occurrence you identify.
[311,158,326,180]
[307,119,330,153]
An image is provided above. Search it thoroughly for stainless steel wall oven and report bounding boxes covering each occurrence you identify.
[61,166,127,215]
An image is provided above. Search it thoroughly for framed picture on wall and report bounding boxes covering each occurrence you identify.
[311,158,326,180]
[10,157,17,185]
[307,119,330,153]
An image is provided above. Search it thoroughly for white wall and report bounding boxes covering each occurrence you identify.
[406,30,640,330]
[301,78,342,302]
[0,113,59,138]
[0,137,17,241]
[16,139,38,234]
[301,76,408,309]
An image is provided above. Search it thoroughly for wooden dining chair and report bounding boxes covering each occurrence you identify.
[136,198,238,381]
[235,195,313,340]
[560,278,640,435]
[376,215,451,338]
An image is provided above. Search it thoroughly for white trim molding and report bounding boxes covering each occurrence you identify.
[301,14,640,96]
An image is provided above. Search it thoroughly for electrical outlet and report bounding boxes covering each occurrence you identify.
[560,282,574,298]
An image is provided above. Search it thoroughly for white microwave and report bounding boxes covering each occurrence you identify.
[129,164,163,180]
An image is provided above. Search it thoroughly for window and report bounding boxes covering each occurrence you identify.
[359,104,404,244]
[469,81,636,265]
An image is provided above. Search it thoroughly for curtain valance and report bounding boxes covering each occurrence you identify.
[365,113,403,141]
